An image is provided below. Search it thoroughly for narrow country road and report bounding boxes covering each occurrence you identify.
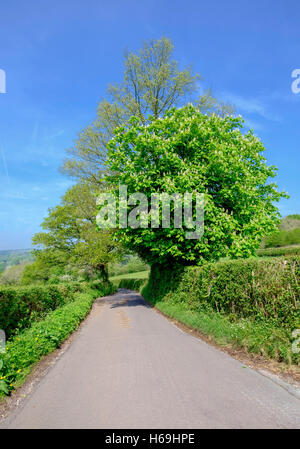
[1,289,299,429]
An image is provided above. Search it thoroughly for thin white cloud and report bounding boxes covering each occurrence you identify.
[220,91,280,121]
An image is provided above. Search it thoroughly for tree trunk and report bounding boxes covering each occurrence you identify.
[98,263,108,282]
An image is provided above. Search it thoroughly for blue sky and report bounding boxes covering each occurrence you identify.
[0,0,299,250]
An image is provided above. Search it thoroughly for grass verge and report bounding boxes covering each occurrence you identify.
[109,270,149,282]
[148,299,298,366]
[116,273,299,369]
[140,257,300,367]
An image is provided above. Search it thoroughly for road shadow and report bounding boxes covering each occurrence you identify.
[110,291,152,309]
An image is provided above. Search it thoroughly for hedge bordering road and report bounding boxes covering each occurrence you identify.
[0,282,116,395]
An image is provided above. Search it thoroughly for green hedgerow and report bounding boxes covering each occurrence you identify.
[0,282,86,339]
[0,281,116,395]
[141,255,300,365]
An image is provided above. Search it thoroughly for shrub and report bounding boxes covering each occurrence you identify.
[0,280,116,339]
[108,255,149,277]
[0,261,30,286]
[142,256,300,330]
[0,283,83,339]
[141,256,300,364]
[118,278,147,291]
[153,300,298,365]
[0,281,116,395]
[89,279,117,295]
[264,228,300,248]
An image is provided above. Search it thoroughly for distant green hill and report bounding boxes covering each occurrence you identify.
[263,214,300,249]
[279,214,300,231]
[0,249,34,274]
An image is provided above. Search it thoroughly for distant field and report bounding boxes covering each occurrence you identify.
[0,249,33,274]
[109,270,150,281]
[257,244,300,257]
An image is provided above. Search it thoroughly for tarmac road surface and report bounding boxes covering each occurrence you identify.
[1,289,299,429]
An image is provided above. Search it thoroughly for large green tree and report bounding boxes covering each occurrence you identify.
[62,37,233,184]
[26,183,122,282]
[103,105,287,266]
